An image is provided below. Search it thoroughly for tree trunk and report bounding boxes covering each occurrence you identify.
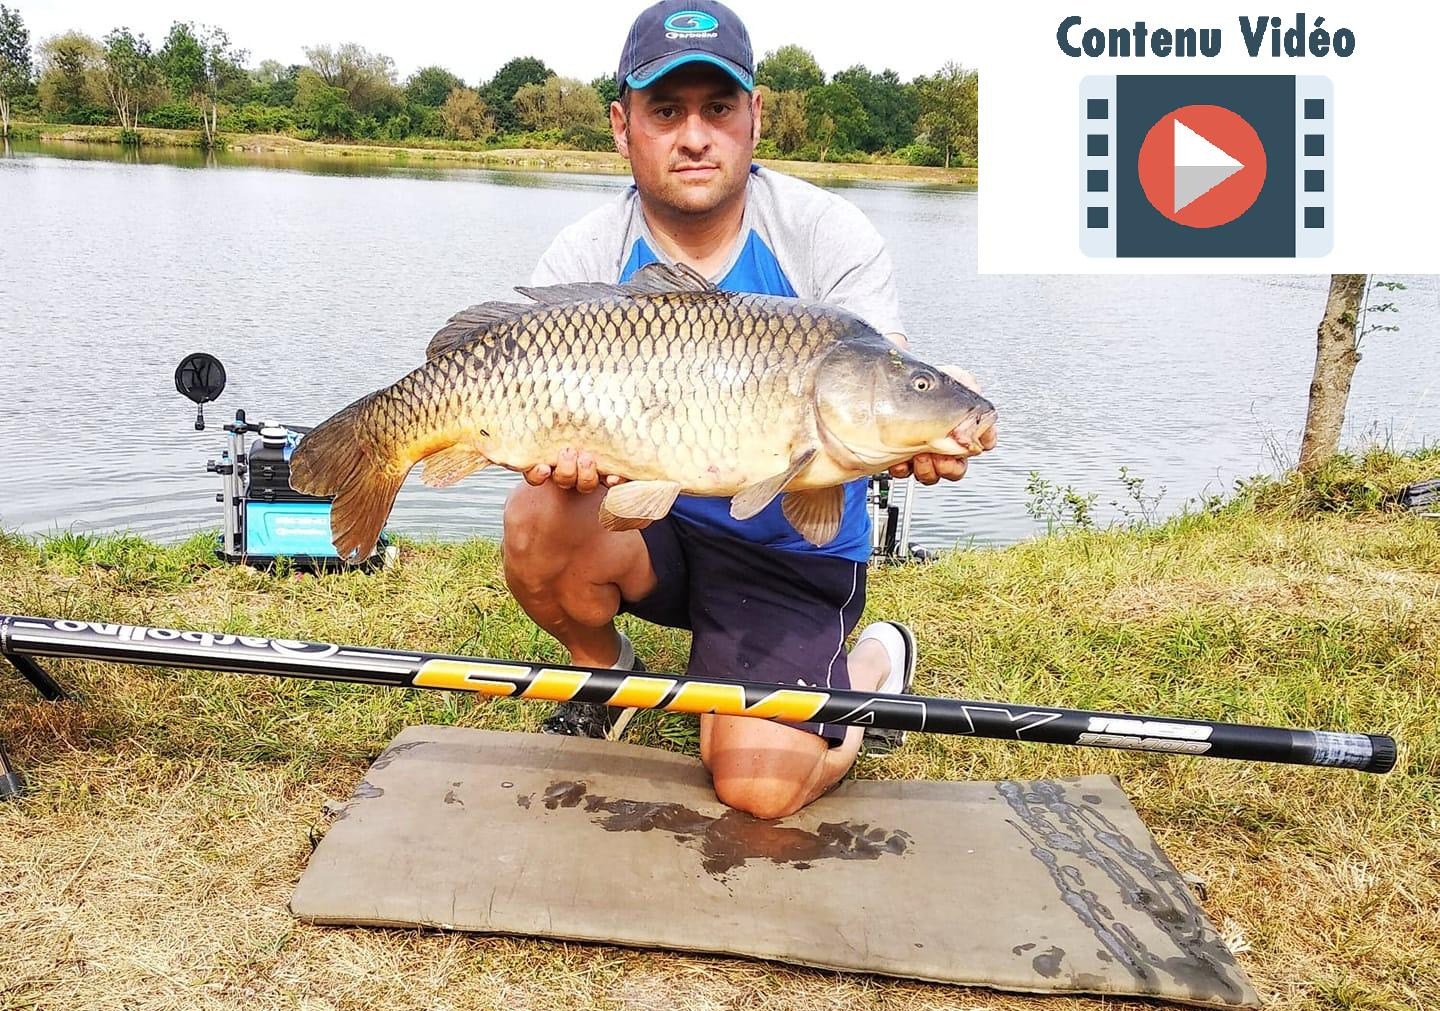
[1297,274,1366,473]
[106,80,127,129]
[0,95,10,137]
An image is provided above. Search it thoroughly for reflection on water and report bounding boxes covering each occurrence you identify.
[1,140,1436,551]
[4,137,636,186]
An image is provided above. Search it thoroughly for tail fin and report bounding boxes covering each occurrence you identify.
[288,397,408,561]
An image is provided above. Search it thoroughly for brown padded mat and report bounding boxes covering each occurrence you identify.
[291,726,1258,1008]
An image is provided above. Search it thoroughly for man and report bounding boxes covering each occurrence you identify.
[502,0,993,820]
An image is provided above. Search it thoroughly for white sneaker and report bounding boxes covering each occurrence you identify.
[855,621,917,755]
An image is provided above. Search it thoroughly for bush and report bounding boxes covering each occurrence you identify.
[495,128,564,149]
[142,103,203,130]
[894,141,943,166]
[560,123,613,151]
[219,103,296,134]
[412,106,444,138]
[753,138,780,159]
[64,105,113,126]
[382,112,413,141]
[10,93,40,118]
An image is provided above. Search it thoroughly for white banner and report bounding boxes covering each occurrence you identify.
[975,3,1440,273]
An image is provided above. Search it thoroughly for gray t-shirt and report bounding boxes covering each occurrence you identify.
[531,165,905,338]
[528,165,904,561]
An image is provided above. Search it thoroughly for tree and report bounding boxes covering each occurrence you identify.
[589,73,619,108]
[481,55,551,132]
[804,82,866,161]
[755,44,823,93]
[511,75,604,132]
[158,22,245,146]
[914,61,977,168]
[158,22,202,100]
[250,60,299,106]
[100,27,159,131]
[37,31,104,122]
[0,4,32,136]
[1297,275,1366,474]
[759,85,806,154]
[405,65,464,107]
[304,42,399,117]
[832,65,917,152]
[293,68,353,135]
[439,86,492,140]
[251,59,287,85]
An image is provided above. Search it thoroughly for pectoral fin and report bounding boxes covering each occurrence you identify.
[599,480,682,532]
[782,486,846,546]
[420,444,492,488]
[729,448,817,521]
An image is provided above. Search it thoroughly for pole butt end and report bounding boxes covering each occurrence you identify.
[1365,735,1398,774]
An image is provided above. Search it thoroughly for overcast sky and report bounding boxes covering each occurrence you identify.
[18,0,977,85]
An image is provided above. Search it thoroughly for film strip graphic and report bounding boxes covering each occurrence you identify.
[1081,74,1334,258]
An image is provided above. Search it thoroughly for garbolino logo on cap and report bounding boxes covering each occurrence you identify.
[617,0,754,92]
[664,10,719,36]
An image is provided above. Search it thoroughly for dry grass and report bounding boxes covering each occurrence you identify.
[2,452,1438,1010]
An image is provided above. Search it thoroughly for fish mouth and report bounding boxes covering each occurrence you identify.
[928,409,997,456]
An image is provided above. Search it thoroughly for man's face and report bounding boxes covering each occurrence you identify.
[611,63,762,217]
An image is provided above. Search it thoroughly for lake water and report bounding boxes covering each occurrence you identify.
[1,140,1436,552]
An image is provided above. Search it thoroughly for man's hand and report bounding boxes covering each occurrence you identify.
[522,448,626,493]
[889,453,970,485]
[889,365,997,486]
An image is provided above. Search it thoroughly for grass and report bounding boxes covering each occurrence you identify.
[9,121,980,187]
[1,449,1437,1010]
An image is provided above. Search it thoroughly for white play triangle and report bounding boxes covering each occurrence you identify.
[1172,118,1244,213]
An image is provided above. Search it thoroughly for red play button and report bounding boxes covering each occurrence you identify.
[1137,104,1267,228]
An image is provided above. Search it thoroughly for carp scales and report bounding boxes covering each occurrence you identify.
[288,262,996,560]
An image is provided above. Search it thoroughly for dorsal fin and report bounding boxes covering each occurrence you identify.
[618,261,716,295]
[512,281,629,304]
[425,301,533,360]
[514,262,717,305]
[427,263,719,360]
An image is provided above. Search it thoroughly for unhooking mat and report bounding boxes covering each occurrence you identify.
[291,726,1259,1008]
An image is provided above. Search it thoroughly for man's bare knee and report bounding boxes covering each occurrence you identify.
[503,483,588,560]
[501,482,655,623]
[713,775,809,821]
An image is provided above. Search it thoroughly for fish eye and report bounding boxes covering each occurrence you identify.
[910,371,937,393]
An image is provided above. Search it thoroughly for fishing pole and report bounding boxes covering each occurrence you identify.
[0,613,1396,774]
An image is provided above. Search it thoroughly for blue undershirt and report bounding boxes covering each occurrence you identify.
[619,234,872,562]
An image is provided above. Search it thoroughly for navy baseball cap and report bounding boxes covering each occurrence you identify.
[617,0,755,93]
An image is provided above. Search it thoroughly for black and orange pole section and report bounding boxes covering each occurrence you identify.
[0,612,1397,801]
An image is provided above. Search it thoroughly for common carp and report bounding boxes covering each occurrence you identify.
[288,263,995,560]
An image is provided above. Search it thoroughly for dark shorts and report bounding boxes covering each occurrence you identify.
[620,515,867,747]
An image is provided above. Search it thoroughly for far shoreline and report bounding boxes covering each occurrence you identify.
[7,121,980,188]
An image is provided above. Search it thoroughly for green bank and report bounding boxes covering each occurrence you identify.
[6,121,980,186]
[2,447,1436,1010]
